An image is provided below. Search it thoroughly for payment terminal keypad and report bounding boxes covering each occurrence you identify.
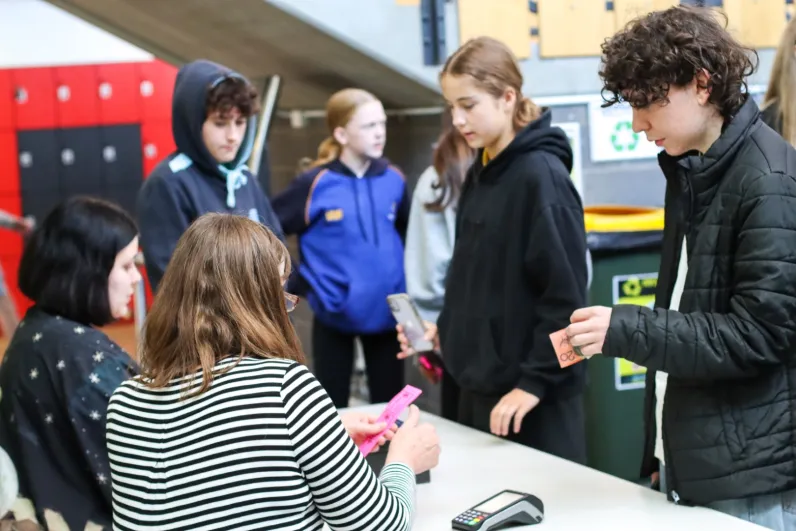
[454,509,488,526]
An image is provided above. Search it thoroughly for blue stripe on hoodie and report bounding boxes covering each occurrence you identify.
[273,159,409,334]
[136,60,284,292]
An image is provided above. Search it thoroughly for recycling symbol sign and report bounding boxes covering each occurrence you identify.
[611,121,639,152]
[621,277,642,297]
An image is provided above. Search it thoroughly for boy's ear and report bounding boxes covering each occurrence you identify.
[694,69,712,104]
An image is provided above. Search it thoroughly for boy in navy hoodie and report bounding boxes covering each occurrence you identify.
[137,60,283,292]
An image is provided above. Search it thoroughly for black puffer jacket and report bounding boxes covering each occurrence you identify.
[605,96,796,506]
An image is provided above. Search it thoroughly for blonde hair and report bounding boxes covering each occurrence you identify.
[763,17,796,145]
[139,213,304,396]
[303,88,380,170]
[441,37,540,131]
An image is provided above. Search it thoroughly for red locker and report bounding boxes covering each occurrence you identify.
[97,63,141,125]
[0,194,24,258]
[12,67,56,130]
[0,132,19,196]
[0,70,14,131]
[138,60,177,122]
[54,65,100,128]
[141,121,175,177]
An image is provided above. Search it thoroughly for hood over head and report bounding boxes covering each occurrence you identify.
[171,59,257,208]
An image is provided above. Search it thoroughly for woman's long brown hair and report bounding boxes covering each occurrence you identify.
[138,213,305,396]
[425,111,476,212]
[763,17,796,146]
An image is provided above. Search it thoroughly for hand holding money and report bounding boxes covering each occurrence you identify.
[566,306,612,358]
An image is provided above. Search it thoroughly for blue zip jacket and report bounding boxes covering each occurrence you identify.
[136,60,284,292]
[274,159,409,334]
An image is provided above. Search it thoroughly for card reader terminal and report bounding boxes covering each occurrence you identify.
[452,490,544,530]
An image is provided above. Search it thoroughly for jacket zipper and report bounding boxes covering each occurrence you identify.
[366,178,379,247]
[663,404,680,504]
[664,172,690,506]
[351,179,368,241]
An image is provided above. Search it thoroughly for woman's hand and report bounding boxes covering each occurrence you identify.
[396,321,439,359]
[340,412,397,448]
[385,405,441,474]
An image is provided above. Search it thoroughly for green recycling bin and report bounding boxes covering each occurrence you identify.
[582,206,664,482]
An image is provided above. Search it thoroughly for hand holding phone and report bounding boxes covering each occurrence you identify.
[396,322,439,358]
[388,294,437,354]
[389,294,444,384]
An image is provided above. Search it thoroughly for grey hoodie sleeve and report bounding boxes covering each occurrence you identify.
[404,167,456,324]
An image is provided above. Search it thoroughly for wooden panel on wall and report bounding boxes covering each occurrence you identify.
[539,0,615,58]
[614,0,679,30]
[718,1,743,42]
[723,0,786,49]
[458,0,532,59]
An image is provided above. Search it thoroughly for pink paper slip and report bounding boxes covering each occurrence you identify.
[357,385,423,457]
[549,328,585,368]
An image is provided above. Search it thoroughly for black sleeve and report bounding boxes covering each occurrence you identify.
[272,170,319,236]
[395,183,411,243]
[517,165,588,400]
[605,173,796,379]
[136,174,193,293]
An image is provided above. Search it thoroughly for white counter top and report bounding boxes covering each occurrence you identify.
[343,404,766,530]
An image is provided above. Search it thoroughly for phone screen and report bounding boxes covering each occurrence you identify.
[387,294,435,352]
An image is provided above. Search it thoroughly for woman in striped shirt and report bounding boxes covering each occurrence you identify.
[106,213,440,531]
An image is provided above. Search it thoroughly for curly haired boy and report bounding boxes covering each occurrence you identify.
[567,6,796,529]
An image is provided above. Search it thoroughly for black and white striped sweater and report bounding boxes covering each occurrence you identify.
[106,357,415,531]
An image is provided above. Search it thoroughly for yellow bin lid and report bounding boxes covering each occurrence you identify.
[584,205,665,233]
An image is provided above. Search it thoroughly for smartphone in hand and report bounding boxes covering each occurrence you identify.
[387,294,444,384]
[387,293,435,352]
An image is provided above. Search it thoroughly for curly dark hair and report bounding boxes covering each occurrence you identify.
[205,76,260,119]
[599,5,758,119]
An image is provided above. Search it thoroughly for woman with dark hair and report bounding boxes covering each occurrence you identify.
[404,112,475,420]
[0,196,142,531]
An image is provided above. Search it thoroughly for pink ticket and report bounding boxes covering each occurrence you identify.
[357,385,423,457]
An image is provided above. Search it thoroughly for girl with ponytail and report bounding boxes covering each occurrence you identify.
[273,88,409,408]
[397,37,589,463]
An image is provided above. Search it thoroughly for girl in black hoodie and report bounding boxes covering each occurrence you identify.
[398,37,588,463]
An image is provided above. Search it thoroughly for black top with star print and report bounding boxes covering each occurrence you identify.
[0,306,139,530]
